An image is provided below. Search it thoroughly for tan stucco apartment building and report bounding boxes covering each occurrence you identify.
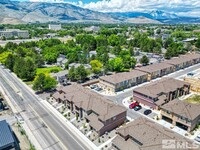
[133,78,190,109]
[165,53,200,71]
[99,70,148,92]
[52,84,127,136]
[99,53,200,92]
[135,62,174,81]
[161,100,200,132]
[112,117,193,150]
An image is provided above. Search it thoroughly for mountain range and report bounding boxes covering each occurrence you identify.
[0,0,199,24]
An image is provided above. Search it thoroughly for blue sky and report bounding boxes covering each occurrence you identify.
[14,0,200,17]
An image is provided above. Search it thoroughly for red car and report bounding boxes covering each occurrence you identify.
[129,101,139,109]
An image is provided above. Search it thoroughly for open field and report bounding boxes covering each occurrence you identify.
[36,66,62,76]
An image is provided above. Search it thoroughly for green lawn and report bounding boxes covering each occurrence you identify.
[36,66,62,76]
[185,95,200,104]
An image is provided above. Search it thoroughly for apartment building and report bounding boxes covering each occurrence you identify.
[52,84,127,136]
[165,53,200,71]
[112,117,193,150]
[161,100,200,132]
[0,29,29,39]
[49,24,62,31]
[135,62,174,81]
[133,78,190,109]
[99,70,148,92]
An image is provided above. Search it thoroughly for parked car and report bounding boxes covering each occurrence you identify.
[129,102,139,109]
[95,87,102,91]
[134,105,142,111]
[144,109,152,115]
[195,136,200,142]
[187,72,194,76]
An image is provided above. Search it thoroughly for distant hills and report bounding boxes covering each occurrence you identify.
[0,0,199,24]
[110,10,200,24]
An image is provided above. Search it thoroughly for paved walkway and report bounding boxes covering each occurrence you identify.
[41,100,98,150]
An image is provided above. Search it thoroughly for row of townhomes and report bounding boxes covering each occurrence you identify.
[52,84,127,136]
[161,100,200,132]
[99,70,148,92]
[133,78,190,109]
[112,117,193,150]
[99,53,200,92]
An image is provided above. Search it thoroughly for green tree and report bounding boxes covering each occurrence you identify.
[75,65,88,81]
[5,54,15,71]
[140,55,149,65]
[33,73,57,91]
[195,38,200,48]
[43,76,57,91]
[23,57,36,81]
[33,73,46,91]
[90,60,103,74]
[68,66,76,81]
[108,57,124,72]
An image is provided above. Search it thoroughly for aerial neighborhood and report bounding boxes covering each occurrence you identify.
[0,1,200,149]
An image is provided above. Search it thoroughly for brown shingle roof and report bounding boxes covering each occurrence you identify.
[135,62,173,74]
[85,113,104,131]
[54,84,126,122]
[165,53,200,66]
[161,100,200,120]
[100,70,147,85]
[133,78,190,98]
[112,117,192,150]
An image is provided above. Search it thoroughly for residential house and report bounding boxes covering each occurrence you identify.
[0,120,20,150]
[50,70,68,83]
[89,51,97,57]
[135,62,174,81]
[52,84,127,136]
[161,100,200,132]
[56,54,68,69]
[99,70,148,92]
[133,78,190,109]
[112,117,193,150]
[68,63,91,70]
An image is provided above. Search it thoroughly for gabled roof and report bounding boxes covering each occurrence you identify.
[161,100,200,120]
[113,117,192,150]
[53,84,126,122]
[136,62,173,74]
[133,78,189,98]
[100,70,147,85]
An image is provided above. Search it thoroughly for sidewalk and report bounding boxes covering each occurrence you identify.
[0,84,43,150]
[41,100,98,150]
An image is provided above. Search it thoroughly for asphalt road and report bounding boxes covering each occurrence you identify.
[0,39,41,46]
[0,66,91,150]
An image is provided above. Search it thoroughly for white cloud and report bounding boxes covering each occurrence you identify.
[74,0,200,17]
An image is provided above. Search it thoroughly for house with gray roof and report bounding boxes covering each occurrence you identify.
[0,120,19,150]
[133,78,190,109]
[56,54,68,69]
[161,100,200,132]
[52,84,127,136]
[112,117,193,150]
